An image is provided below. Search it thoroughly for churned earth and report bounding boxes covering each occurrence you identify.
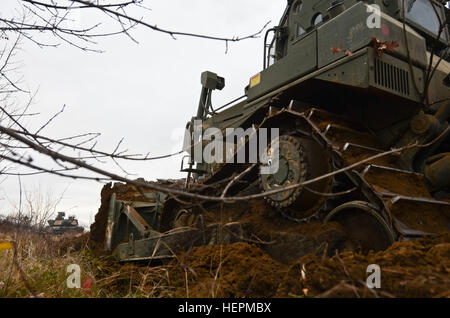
[87,234,449,298]
[85,182,450,298]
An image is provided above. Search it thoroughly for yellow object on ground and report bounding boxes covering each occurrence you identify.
[0,242,13,251]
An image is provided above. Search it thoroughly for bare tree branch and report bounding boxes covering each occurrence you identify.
[0,122,447,204]
[0,0,271,51]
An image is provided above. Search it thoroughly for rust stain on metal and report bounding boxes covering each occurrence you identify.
[331,45,354,57]
[371,37,399,57]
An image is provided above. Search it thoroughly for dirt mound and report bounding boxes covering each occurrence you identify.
[55,232,90,255]
[88,180,449,298]
[89,183,114,252]
[154,233,450,298]
[169,242,287,298]
[365,169,432,198]
[277,232,450,298]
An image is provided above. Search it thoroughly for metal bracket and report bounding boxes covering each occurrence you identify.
[122,205,153,238]
[128,233,135,256]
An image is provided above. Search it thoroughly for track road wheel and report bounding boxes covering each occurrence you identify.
[260,135,333,220]
[324,201,394,254]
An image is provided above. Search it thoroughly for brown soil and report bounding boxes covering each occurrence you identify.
[123,232,447,298]
[313,115,397,167]
[341,146,398,167]
[170,242,287,298]
[200,199,346,263]
[365,169,432,198]
[390,200,450,234]
[277,232,450,298]
[135,232,448,298]
[56,232,90,255]
[88,165,449,297]
[89,182,115,251]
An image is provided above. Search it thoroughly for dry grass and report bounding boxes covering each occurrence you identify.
[0,221,268,298]
[3,220,448,298]
[0,223,177,298]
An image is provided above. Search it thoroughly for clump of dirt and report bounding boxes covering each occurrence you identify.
[56,232,90,255]
[143,232,450,298]
[326,124,377,148]
[89,182,115,252]
[112,178,184,202]
[341,146,398,167]
[365,169,432,198]
[277,232,450,298]
[313,113,397,168]
[390,200,450,234]
[169,242,287,298]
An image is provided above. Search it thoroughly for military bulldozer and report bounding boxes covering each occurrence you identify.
[91,0,450,263]
[46,212,84,235]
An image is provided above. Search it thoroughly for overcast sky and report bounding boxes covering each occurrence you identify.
[0,1,286,227]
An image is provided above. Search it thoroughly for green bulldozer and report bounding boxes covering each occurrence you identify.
[91,0,450,263]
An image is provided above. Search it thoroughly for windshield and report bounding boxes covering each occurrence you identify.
[404,0,447,41]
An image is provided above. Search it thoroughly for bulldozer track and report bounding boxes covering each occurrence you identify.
[172,101,449,240]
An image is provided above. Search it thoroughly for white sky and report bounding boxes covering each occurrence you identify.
[0,1,286,227]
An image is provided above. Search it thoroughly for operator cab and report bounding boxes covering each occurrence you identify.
[265,0,449,69]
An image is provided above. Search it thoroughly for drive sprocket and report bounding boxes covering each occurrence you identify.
[260,135,333,220]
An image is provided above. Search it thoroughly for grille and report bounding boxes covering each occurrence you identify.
[374,59,410,95]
